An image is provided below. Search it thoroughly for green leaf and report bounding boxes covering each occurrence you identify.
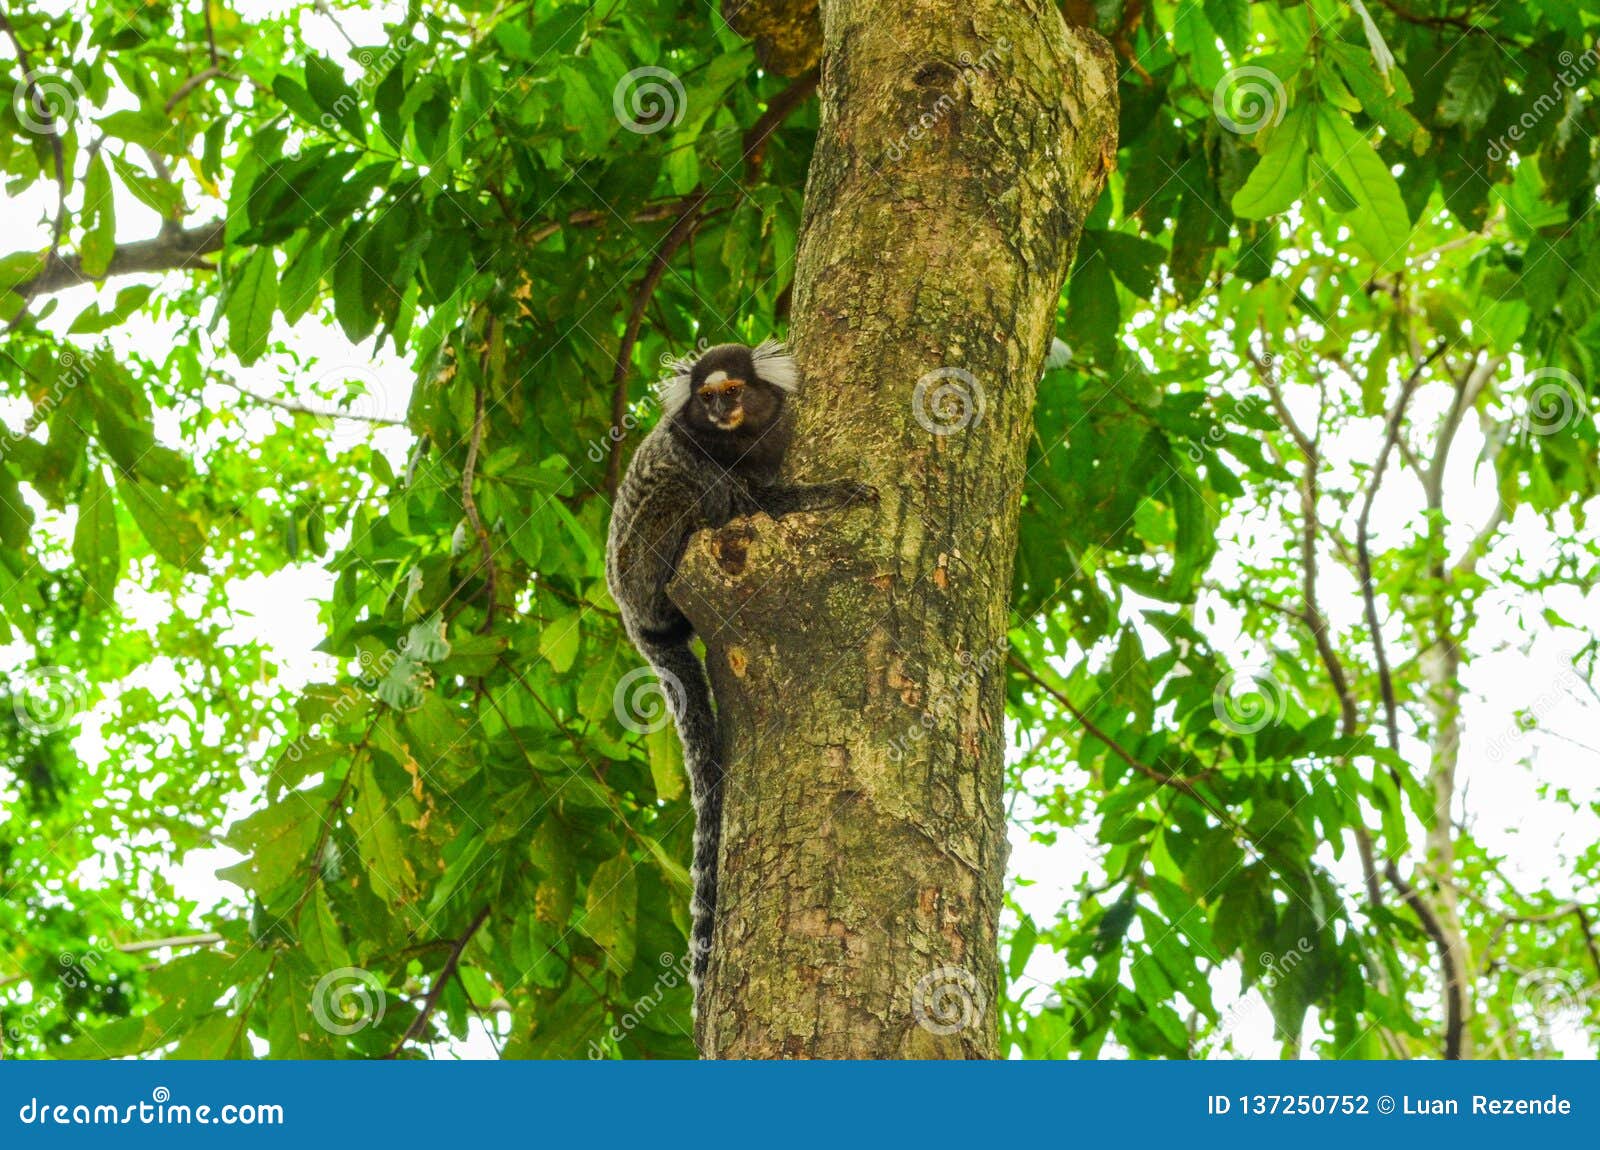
[107,151,185,218]
[1204,0,1252,55]
[118,475,205,571]
[218,794,323,896]
[1315,107,1414,269]
[305,56,366,141]
[227,247,278,365]
[72,468,120,612]
[1231,105,1310,218]
[539,608,581,673]
[1436,38,1499,134]
[581,850,638,973]
[79,154,116,278]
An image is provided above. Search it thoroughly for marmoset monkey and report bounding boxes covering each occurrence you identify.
[605,339,874,998]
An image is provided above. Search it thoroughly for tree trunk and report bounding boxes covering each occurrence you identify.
[674,0,1116,1058]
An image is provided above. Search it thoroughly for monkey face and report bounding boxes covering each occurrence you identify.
[685,345,784,437]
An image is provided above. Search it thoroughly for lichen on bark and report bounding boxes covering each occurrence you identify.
[674,0,1117,1058]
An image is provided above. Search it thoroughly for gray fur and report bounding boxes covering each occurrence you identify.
[604,341,873,1014]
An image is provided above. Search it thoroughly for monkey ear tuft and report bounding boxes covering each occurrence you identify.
[656,352,697,413]
[751,338,800,391]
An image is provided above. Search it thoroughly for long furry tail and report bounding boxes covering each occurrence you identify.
[640,636,722,998]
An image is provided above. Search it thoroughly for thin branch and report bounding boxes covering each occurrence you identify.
[1478,902,1600,982]
[164,64,226,114]
[386,906,491,1057]
[1424,354,1499,510]
[1385,861,1465,1059]
[1356,340,1448,752]
[219,379,406,424]
[201,0,218,65]
[1007,655,1213,791]
[111,932,224,954]
[741,66,819,180]
[602,191,713,496]
[16,219,226,298]
[462,329,496,632]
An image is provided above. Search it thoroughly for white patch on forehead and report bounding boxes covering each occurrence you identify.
[705,370,729,385]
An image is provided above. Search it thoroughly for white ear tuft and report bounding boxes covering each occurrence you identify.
[655,352,696,413]
[751,337,800,392]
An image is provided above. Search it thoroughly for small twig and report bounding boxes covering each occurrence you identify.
[202,0,218,65]
[462,332,496,632]
[1356,340,1448,752]
[164,64,226,114]
[1384,860,1465,1059]
[741,66,819,180]
[1007,655,1213,791]
[602,191,713,496]
[386,906,492,1057]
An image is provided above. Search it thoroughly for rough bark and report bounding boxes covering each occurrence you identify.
[673,0,1116,1058]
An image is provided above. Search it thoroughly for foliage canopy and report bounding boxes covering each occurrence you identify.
[1,0,1597,1058]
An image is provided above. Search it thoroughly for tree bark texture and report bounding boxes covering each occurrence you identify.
[673,0,1116,1058]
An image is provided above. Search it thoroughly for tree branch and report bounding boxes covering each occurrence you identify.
[15,219,227,298]
[1385,860,1465,1059]
[741,66,819,179]
[1356,340,1447,752]
[602,191,712,496]
[385,906,491,1057]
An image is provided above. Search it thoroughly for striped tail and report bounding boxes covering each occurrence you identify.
[640,637,722,998]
